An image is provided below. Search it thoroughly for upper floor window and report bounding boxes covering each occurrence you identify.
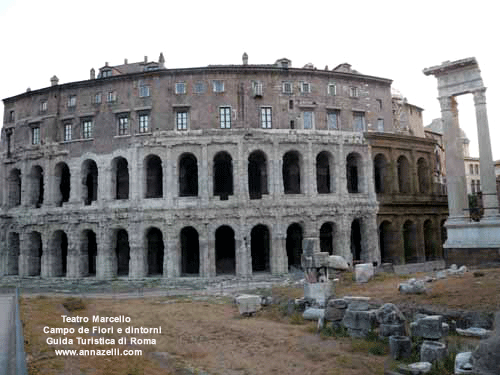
[9,110,15,122]
[64,123,72,142]
[469,164,474,175]
[176,111,188,130]
[377,99,383,111]
[139,113,150,133]
[67,95,76,108]
[82,119,93,139]
[350,87,360,98]
[253,81,263,97]
[327,111,339,130]
[107,91,116,103]
[31,126,40,145]
[94,93,102,104]
[40,100,48,112]
[219,107,231,129]
[139,85,150,98]
[213,80,224,93]
[303,111,313,129]
[175,82,186,95]
[101,70,112,78]
[300,82,311,94]
[353,111,365,132]
[117,115,129,135]
[261,107,272,129]
[328,83,337,96]
[475,164,479,175]
[194,81,206,94]
[377,118,384,132]
[282,81,293,94]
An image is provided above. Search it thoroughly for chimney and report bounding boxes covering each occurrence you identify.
[51,75,59,86]
[242,52,248,65]
[90,68,95,80]
[159,52,165,67]
[124,58,128,64]
[144,56,148,63]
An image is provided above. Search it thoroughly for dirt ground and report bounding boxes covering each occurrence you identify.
[20,268,500,375]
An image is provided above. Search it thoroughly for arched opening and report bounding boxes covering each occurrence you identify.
[251,224,270,272]
[28,232,42,276]
[346,153,361,193]
[51,230,68,277]
[181,226,200,275]
[55,162,70,207]
[6,232,20,275]
[81,230,97,276]
[351,219,362,262]
[215,225,235,274]
[146,227,164,276]
[418,158,430,194]
[213,152,233,199]
[30,165,44,208]
[82,160,98,205]
[286,223,303,269]
[316,151,333,194]
[248,151,268,199]
[373,154,388,194]
[115,229,130,276]
[145,155,163,198]
[320,222,335,255]
[179,153,198,197]
[424,220,435,261]
[8,168,21,208]
[378,221,393,264]
[397,155,411,193]
[283,151,301,194]
[112,157,129,200]
[403,220,417,263]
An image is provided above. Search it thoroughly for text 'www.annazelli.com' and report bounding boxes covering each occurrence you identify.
[54,349,142,356]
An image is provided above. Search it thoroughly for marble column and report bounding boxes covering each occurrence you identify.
[473,88,499,217]
[439,96,468,221]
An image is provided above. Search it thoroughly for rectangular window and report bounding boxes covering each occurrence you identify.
[377,118,384,132]
[175,82,186,94]
[261,107,272,129]
[350,87,360,98]
[101,70,112,78]
[300,82,311,94]
[68,95,76,108]
[475,165,479,175]
[303,111,313,129]
[9,110,15,122]
[219,107,231,129]
[94,93,102,104]
[139,113,150,133]
[253,81,263,97]
[282,81,293,94]
[377,99,383,111]
[213,80,224,93]
[328,83,337,96]
[469,165,474,175]
[40,101,47,112]
[176,111,188,130]
[353,112,365,132]
[118,115,129,135]
[107,91,116,103]
[471,181,475,194]
[194,81,206,94]
[82,119,93,139]
[32,126,40,145]
[327,111,339,130]
[64,123,72,141]
[139,85,150,98]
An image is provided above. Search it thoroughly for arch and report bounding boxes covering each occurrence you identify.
[81,230,97,275]
[417,158,430,194]
[346,153,362,193]
[319,222,335,255]
[30,165,44,208]
[213,151,233,199]
[6,232,20,275]
[251,224,270,272]
[179,153,198,197]
[145,154,163,198]
[397,155,411,193]
[283,150,301,194]
[8,168,21,208]
[286,223,303,269]
[82,159,98,205]
[378,221,393,264]
[402,220,417,263]
[28,232,42,276]
[50,230,68,277]
[373,153,388,194]
[112,157,129,200]
[215,225,235,274]
[424,219,435,261]
[180,226,200,275]
[114,229,130,276]
[146,227,164,276]
[248,150,268,199]
[350,219,362,262]
[55,162,70,207]
[316,151,334,194]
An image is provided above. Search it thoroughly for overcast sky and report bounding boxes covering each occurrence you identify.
[1,0,498,159]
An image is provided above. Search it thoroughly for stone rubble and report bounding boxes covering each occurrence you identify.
[399,278,427,294]
[454,351,473,374]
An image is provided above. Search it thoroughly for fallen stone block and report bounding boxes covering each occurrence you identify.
[456,327,492,339]
[303,281,333,307]
[235,294,261,315]
[327,255,349,271]
[389,335,412,360]
[324,299,347,321]
[398,362,432,374]
[303,307,325,321]
[472,332,500,374]
[355,263,374,283]
[399,279,426,294]
[455,351,473,374]
[380,323,406,337]
[342,309,376,333]
[436,270,447,279]
[411,315,445,339]
[376,303,406,325]
[420,340,447,363]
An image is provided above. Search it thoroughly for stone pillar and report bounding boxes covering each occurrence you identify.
[473,89,499,217]
[338,143,348,197]
[165,146,174,203]
[337,215,352,265]
[201,144,209,203]
[415,219,425,263]
[96,228,114,280]
[199,224,212,277]
[66,231,82,279]
[361,213,380,265]
[164,228,179,278]
[271,223,287,275]
[271,141,280,197]
[19,232,31,277]
[129,230,146,279]
[235,226,249,277]
[307,142,315,196]
[389,148,399,194]
[439,96,468,221]
[40,234,52,278]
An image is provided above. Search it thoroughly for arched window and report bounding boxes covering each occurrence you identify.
[248,151,268,199]
[181,226,200,275]
[351,219,362,262]
[424,220,434,261]
[373,154,388,194]
[82,160,98,205]
[397,155,411,193]
[145,155,163,198]
[418,158,430,193]
[50,230,68,277]
[114,229,130,276]
[251,224,270,272]
[346,153,362,193]
[213,152,233,198]
[146,227,164,276]
[319,222,335,255]
[316,151,334,194]
[283,151,301,194]
[403,220,417,263]
[81,230,97,275]
[112,157,129,199]
[8,168,21,207]
[286,223,303,269]
[179,153,198,197]
[215,225,235,274]
[30,165,44,208]
[55,162,70,207]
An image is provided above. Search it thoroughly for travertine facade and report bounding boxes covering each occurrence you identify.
[0,54,398,279]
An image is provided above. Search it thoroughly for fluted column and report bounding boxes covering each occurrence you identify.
[473,88,499,217]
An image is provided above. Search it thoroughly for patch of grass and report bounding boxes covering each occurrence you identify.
[289,312,304,325]
[62,297,86,312]
[320,323,349,338]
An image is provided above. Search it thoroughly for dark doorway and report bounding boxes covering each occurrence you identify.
[320,222,334,255]
[115,229,130,276]
[145,155,163,198]
[147,228,164,275]
[213,152,233,198]
[403,220,417,263]
[29,232,42,276]
[114,157,129,199]
[215,225,235,274]
[251,225,270,272]
[374,154,387,194]
[316,152,332,194]
[286,223,303,269]
[248,151,268,199]
[351,219,362,262]
[82,230,97,275]
[283,151,301,194]
[179,153,199,197]
[424,220,434,261]
[181,226,200,275]
[346,153,360,193]
[52,231,68,277]
[55,162,70,207]
[82,160,98,205]
[378,221,392,264]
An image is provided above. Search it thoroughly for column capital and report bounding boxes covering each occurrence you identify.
[473,88,487,106]
[438,96,453,112]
